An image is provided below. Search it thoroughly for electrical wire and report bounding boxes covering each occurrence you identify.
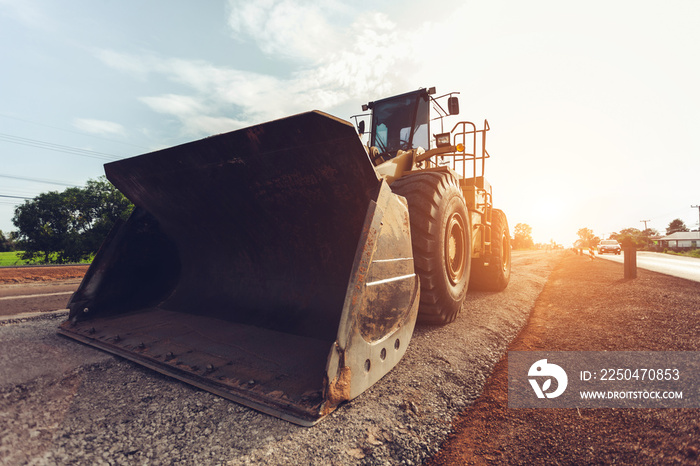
[0,133,122,161]
[0,174,82,187]
[0,113,148,150]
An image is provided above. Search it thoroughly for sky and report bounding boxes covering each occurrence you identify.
[1,0,699,246]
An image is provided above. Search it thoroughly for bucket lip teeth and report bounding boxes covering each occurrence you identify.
[58,313,331,426]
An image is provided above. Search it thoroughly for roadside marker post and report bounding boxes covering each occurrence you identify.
[623,246,637,279]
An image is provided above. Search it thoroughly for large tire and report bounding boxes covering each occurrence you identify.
[391,171,471,325]
[469,208,511,291]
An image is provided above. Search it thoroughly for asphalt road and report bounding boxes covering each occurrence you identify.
[0,280,78,318]
[597,250,700,282]
[0,250,559,465]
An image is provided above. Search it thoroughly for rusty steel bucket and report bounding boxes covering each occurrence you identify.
[59,111,419,425]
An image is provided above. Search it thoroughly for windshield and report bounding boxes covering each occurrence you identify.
[370,91,429,158]
[601,240,619,245]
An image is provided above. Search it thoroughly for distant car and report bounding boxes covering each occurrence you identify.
[597,240,621,255]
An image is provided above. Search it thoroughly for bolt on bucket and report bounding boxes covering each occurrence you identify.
[59,111,419,425]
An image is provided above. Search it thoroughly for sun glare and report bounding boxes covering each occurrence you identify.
[530,199,568,245]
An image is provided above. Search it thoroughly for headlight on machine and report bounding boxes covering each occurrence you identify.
[435,132,451,147]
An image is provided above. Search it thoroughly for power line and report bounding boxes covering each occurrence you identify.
[0,113,148,150]
[0,132,122,161]
[0,174,82,187]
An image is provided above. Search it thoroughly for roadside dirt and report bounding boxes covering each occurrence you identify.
[427,253,700,465]
[0,266,88,284]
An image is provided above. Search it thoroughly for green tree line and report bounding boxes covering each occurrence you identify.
[576,218,691,250]
[11,177,133,264]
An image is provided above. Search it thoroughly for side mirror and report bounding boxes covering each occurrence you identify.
[448,96,459,115]
[358,120,365,136]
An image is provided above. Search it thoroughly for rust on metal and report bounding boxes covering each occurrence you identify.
[322,366,353,415]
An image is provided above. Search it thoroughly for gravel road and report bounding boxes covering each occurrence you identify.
[0,251,558,465]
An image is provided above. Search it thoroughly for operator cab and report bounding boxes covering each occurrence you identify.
[366,89,430,161]
[355,87,460,165]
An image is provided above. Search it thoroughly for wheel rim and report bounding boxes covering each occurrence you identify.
[445,212,467,285]
[500,232,510,273]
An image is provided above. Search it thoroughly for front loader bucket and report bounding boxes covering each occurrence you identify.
[59,111,419,425]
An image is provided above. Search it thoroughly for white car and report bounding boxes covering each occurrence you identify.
[597,239,621,255]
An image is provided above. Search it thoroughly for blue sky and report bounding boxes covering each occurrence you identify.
[1,0,699,245]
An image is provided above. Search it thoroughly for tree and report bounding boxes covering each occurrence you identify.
[79,178,135,254]
[12,177,133,264]
[576,227,599,248]
[0,230,16,252]
[513,223,534,249]
[612,227,658,249]
[666,218,689,235]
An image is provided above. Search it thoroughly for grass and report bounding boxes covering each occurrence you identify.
[0,251,93,266]
[0,251,30,266]
[667,248,700,259]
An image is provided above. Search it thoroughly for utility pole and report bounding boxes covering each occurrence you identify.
[640,219,650,231]
[692,205,700,232]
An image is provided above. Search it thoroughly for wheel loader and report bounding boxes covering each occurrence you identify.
[59,87,511,426]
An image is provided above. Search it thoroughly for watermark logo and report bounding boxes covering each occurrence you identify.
[528,359,568,399]
[509,351,698,408]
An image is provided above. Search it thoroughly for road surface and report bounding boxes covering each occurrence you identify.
[0,280,78,319]
[597,250,700,282]
[0,251,558,465]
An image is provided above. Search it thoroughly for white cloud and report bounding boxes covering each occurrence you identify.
[73,118,126,136]
[93,49,154,79]
[227,0,346,62]
[301,12,407,96]
[139,94,207,117]
[0,0,52,30]
[94,2,424,136]
[139,93,249,135]
[184,115,250,135]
